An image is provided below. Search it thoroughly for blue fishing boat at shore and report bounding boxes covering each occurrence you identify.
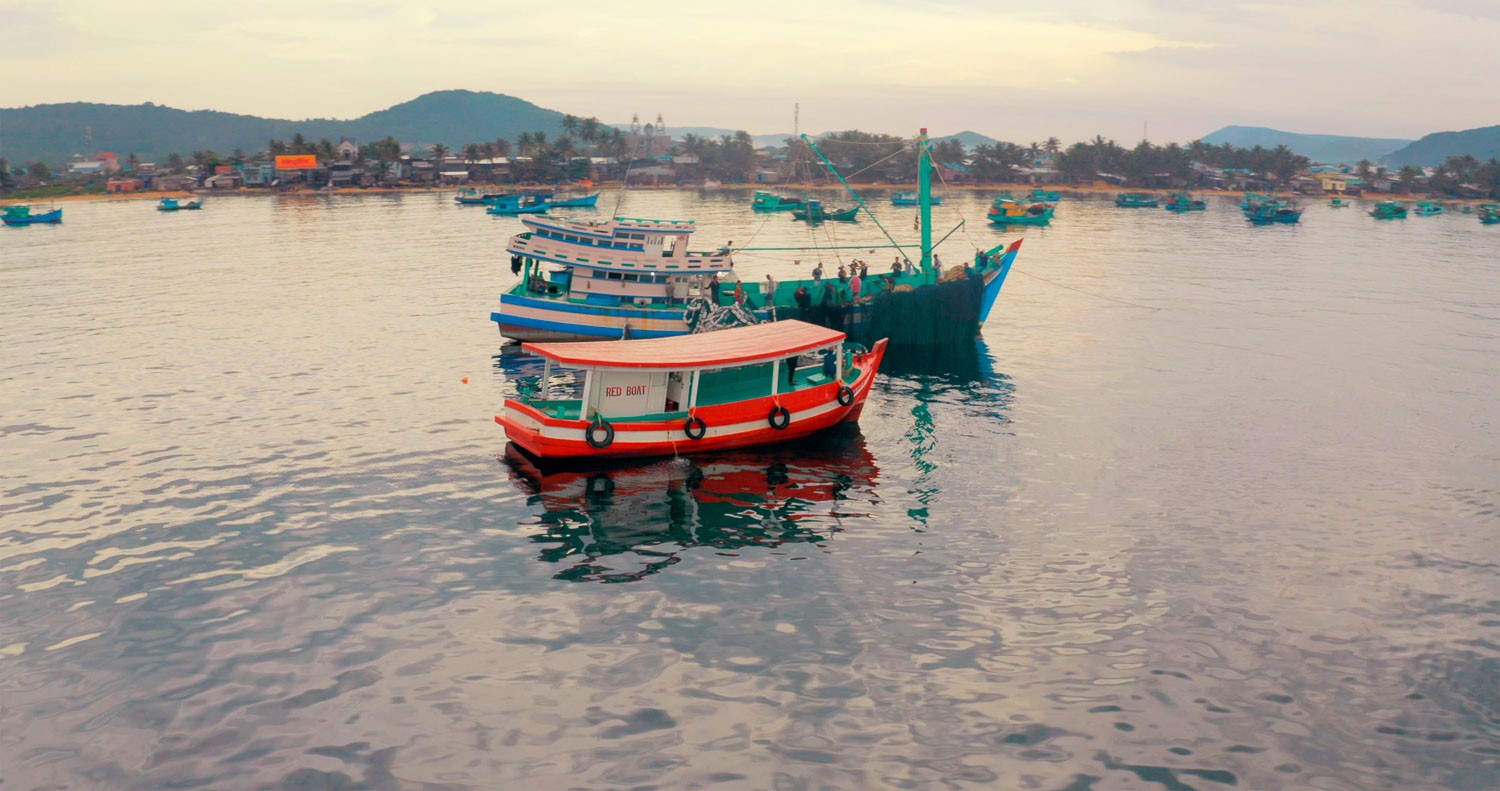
[490,130,1021,351]
[157,197,203,211]
[1115,193,1159,208]
[751,191,804,211]
[1163,192,1206,212]
[2,205,63,225]
[1246,203,1303,224]
[487,194,550,215]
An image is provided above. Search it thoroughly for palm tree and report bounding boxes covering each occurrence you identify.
[430,143,450,162]
[1397,164,1422,193]
[561,115,580,138]
[1043,137,1062,158]
[516,132,536,158]
[492,137,512,158]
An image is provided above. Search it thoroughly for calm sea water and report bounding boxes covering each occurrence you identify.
[2,190,1498,790]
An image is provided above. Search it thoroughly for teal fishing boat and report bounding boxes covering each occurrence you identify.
[1479,205,1500,225]
[2,205,63,225]
[1413,200,1444,216]
[1246,203,1303,224]
[1027,188,1061,202]
[792,200,859,222]
[1369,201,1407,220]
[987,195,1054,226]
[157,197,203,211]
[1163,192,1206,212]
[1329,197,1351,208]
[891,191,943,206]
[752,191,804,211]
[491,129,1022,352]
[1115,193,1159,208]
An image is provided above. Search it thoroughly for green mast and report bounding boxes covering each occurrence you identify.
[919,127,933,271]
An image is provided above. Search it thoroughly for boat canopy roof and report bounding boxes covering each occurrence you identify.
[523,321,846,370]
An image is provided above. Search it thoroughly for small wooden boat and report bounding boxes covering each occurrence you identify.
[1163,192,1206,212]
[752,191,804,211]
[1479,205,1500,225]
[157,197,203,211]
[1329,198,1351,208]
[1115,193,1159,208]
[2,205,63,225]
[496,320,889,461]
[1240,193,1274,210]
[1369,201,1407,220]
[891,191,943,206]
[792,199,859,222]
[1028,188,1061,202]
[1246,203,1303,224]
[987,196,1054,226]
[1413,200,1444,216]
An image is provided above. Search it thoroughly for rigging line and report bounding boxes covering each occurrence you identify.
[842,145,909,181]
[1012,268,1162,311]
[931,157,983,253]
[801,134,910,261]
[610,157,637,217]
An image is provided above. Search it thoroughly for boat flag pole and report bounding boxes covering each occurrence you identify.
[919,128,933,272]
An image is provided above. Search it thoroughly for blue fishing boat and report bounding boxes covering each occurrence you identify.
[2,205,63,225]
[455,188,508,205]
[1479,205,1500,225]
[1163,192,1206,212]
[547,192,600,208]
[1369,201,1407,220]
[490,130,1021,351]
[1413,200,1444,216]
[487,194,551,215]
[751,191,804,211]
[1115,193,1159,208]
[1246,203,1303,224]
[157,197,203,211]
[891,191,943,206]
[1027,188,1061,202]
[987,196,1053,226]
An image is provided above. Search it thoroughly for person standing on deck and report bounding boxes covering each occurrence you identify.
[794,285,812,320]
[664,278,676,305]
[837,264,848,284]
[709,274,722,305]
[763,273,777,306]
[859,260,869,280]
[850,272,862,301]
[812,262,824,283]
[733,281,746,307]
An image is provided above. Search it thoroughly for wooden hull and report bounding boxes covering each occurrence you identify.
[498,340,888,461]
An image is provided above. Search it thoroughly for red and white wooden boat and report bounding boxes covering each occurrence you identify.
[497,320,889,460]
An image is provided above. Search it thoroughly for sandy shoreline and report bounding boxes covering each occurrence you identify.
[4,182,1483,206]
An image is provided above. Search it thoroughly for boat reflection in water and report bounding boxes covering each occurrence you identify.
[502,427,879,583]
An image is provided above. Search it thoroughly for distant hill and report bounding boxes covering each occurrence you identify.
[1200,125,1410,164]
[0,90,567,165]
[1381,124,1500,167]
[933,131,998,151]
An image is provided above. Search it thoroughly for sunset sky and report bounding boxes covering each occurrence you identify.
[4,0,1497,144]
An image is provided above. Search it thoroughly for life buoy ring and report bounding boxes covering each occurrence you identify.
[586,417,614,449]
[837,386,855,406]
[683,416,707,440]
[768,405,791,430]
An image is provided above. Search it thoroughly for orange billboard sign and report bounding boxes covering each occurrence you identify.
[275,154,317,169]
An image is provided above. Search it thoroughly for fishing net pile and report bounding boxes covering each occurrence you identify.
[683,298,763,334]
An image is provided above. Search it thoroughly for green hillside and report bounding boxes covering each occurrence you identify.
[1382,125,1500,167]
[0,90,567,165]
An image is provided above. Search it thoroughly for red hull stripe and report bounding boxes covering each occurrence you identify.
[521,319,845,370]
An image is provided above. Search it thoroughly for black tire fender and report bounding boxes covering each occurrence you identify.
[683,416,707,440]
[586,417,615,449]
[837,386,855,406]
[768,406,791,430]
